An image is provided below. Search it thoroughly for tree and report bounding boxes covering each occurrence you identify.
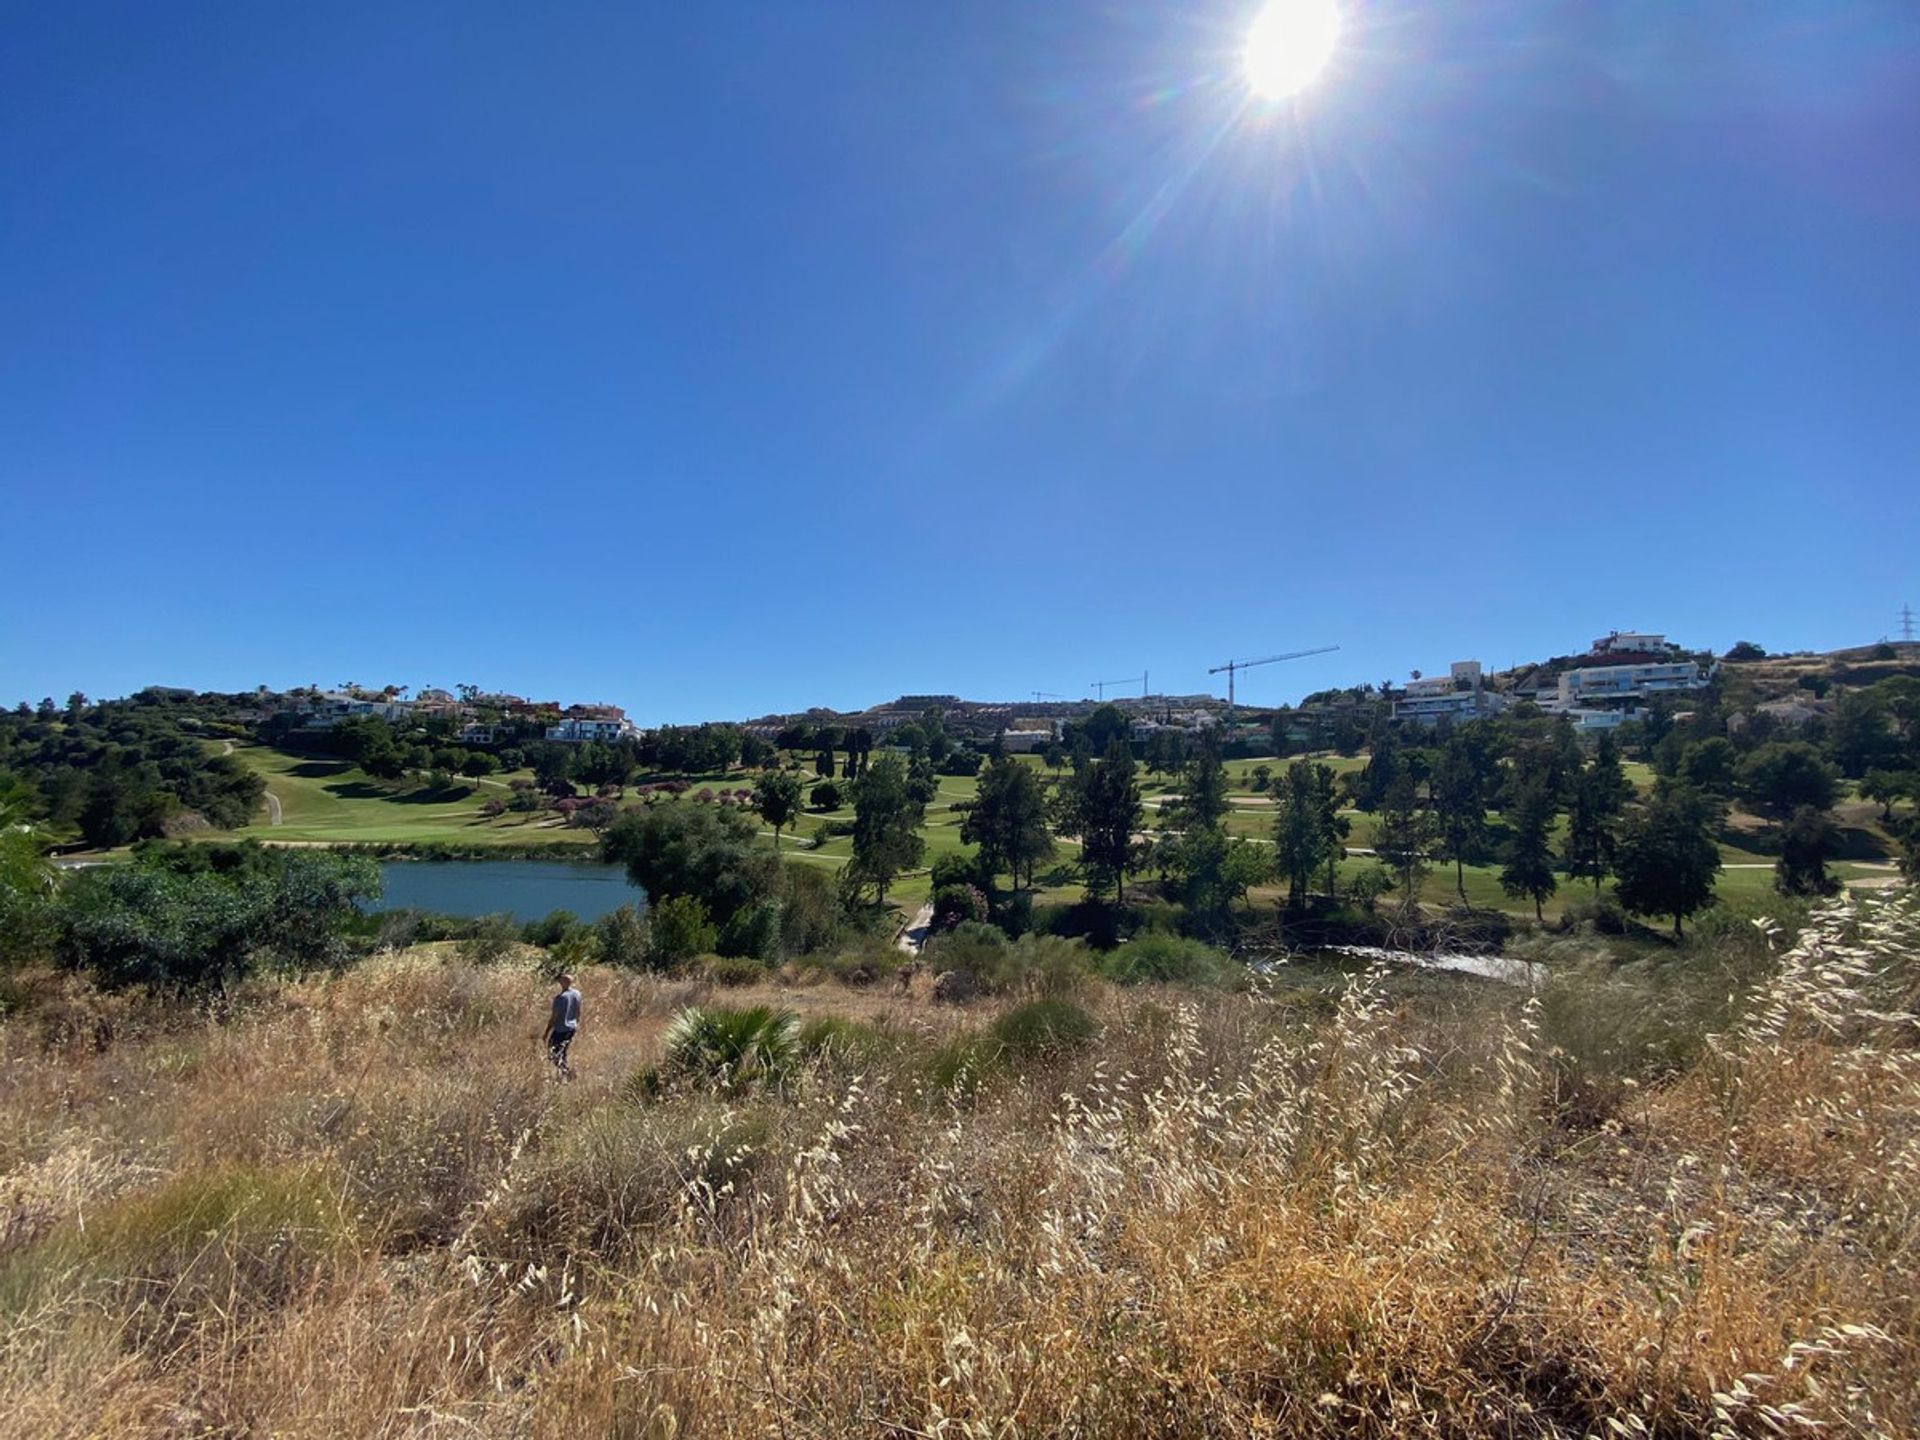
[809,780,842,811]
[1499,781,1559,919]
[56,848,379,992]
[1066,739,1142,905]
[1679,736,1738,797]
[1564,734,1630,891]
[594,904,649,967]
[1430,732,1493,899]
[961,757,1055,890]
[1066,704,1130,756]
[1162,729,1230,833]
[1351,726,1404,812]
[0,799,55,968]
[1271,759,1342,910]
[753,770,804,852]
[1828,690,1896,778]
[1724,641,1767,661]
[1775,805,1842,897]
[647,895,717,968]
[1614,787,1723,938]
[1372,774,1434,908]
[1737,741,1840,816]
[600,799,778,925]
[847,753,925,906]
[1860,769,1913,823]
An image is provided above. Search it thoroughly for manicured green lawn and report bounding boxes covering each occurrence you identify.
[197,745,596,848]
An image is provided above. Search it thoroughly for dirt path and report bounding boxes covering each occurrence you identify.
[262,788,283,826]
[896,902,934,955]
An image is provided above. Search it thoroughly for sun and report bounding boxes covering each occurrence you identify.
[1242,0,1342,100]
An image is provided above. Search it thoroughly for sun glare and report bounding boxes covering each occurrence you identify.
[1242,0,1341,100]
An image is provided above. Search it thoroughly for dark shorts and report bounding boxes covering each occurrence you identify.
[549,1027,577,1062]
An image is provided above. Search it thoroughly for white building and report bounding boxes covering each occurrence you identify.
[1393,660,1503,725]
[545,718,634,743]
[1592,631,1674,656]
[1000,728,1055,753]
[1562,707,1645,732]
[1551,659,1711,710]
[299,692,417,728]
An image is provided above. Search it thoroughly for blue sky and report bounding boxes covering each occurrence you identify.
[4,2,1917,723]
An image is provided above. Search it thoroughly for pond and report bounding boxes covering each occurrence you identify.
[369,860,646,924]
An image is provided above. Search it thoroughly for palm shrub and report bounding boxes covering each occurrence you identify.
[662,1004,797,1093]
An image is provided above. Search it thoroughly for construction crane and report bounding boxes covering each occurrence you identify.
[1030,690,1068,703]
[1208,646,1339,716]
[1090,672,1149,701]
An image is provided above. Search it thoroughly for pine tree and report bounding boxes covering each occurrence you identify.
[1499,781,1559,919]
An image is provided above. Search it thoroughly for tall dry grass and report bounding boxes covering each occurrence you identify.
[0,896,1915,1437]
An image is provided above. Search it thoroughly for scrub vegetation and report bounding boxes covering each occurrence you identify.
[0,891,1916,1436]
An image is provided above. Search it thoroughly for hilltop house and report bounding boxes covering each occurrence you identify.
[1392,660,1506,725]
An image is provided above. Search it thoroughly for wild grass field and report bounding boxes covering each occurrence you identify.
[1,893,1916,1437]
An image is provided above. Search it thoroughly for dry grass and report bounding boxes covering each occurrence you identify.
[1,895,1917,1438]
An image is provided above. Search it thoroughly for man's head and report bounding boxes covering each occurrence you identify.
[557,972,574,990]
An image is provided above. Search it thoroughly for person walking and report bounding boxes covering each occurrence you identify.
[545,972,582,1079]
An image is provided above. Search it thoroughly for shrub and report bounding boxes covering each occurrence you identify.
[987,997,1098,1061]
[458,912,521,966]
[809,781,842,811]
[924,927,1088,997]
[1097,931,1244,988]
[795,1015,896,1068]
[594,904,649,969]
[779,863,842,955]
[662,1005,797,1093]
[647,895,718,970]
[522,909,584,949]
[929,883,989,933]
[717,898,782,962]
[928,849,989,892]
[701,955,766,988]
[0,1163,352,1333]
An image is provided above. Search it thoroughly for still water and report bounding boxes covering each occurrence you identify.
[370,860,645,924]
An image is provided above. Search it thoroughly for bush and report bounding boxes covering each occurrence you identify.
[662,1005,797,1093]
[0,1163,352,1333]
[928,849,989,892]
[1097,932,1244,988]
[991,887,1035,938]
[809,781,842,810]
[594,904,649,969]
[923,927,1088,997]
[987,997,1099,1061]
[1562,890,1630,935]
[779,863,843,955]
[647,895,718,970]
[717,899,782,962]
[458,913,521,966]
[795,1015,896,1068]
[56,849,381,992]
[522,909,584,948]
[929,883,989,933]
[701,955,767,987]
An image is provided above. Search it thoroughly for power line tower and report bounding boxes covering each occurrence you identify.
[1901,603,1917,645]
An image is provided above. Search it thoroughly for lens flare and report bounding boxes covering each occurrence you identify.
[1243,0,1341,100]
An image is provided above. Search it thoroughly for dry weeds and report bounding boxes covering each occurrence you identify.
[1,895,1916,1437]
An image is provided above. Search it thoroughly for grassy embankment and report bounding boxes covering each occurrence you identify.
[1,893,1915,1434]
